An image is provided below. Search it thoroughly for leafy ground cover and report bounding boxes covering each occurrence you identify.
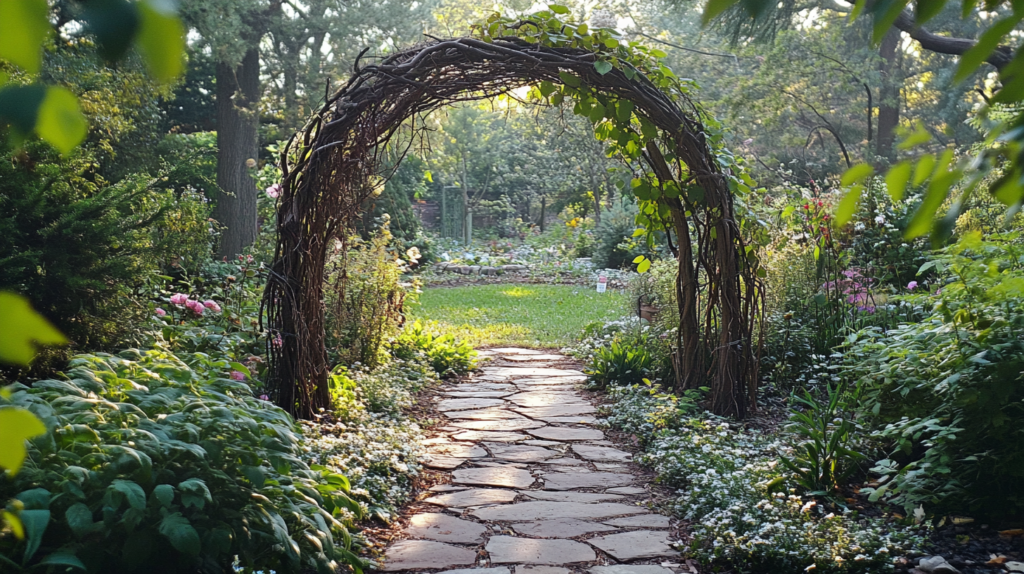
[410,283,627,347]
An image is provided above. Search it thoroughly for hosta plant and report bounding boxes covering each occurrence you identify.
[1,349,364,574]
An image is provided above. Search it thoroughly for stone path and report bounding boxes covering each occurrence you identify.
[383,348,682,574]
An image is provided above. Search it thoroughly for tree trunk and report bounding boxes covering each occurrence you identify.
[875,28,900,164]
[215,48,261,259]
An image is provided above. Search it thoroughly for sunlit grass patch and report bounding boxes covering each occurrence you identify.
[410,283,627,348]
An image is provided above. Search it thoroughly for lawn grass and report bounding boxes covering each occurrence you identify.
[409,283,628,348]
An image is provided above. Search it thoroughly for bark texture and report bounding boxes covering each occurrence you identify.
[215,48,261,259]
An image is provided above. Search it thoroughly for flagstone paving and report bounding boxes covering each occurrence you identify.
[382,348,680,574]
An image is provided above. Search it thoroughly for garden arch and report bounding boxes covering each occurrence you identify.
[263,17,763,420]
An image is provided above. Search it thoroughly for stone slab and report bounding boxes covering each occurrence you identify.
[444,391,514,398]
[502,354,566,362]
[470,501,646,522]
[383,540,477,571]
[453,466,536,489]
[451,431,529,443]
[439,398,507,411]
[538,471,634,490]
[485,444,559,463]
[514,376,587,385]
[519,490,624,503]
[605,487,646,495]
[538,416,599,425]
[445,408,525,421]
[422,454,466,470]
[439,569,510,574]
[405,513,487,544]
[572,444,632,463]
[485,536,596,564]
[451,419,545,431]
[587,531,678,561]
[507,392,589,408]
[602,515,672,528]
[481,367,586,379]
[424,488,519,507]
[523,439,564,447]
[589,566,675,574]
[519,567,571,574]
[593,463,630,472]
[429,485,469,492]
[538,457,588,466]
[488,348,546,355]
[427,443,488,458]
[511,517,619,538]
[515,405,597,418]
[450,383,516,392]
[529,427,605,442]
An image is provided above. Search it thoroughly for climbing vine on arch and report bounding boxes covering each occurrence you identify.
[262,5,768,420]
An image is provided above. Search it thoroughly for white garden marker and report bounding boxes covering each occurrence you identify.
[597,275,607,293]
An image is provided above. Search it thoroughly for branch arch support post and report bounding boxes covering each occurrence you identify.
[262,11,765,420]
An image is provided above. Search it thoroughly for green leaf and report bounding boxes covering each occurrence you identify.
[954,15,1021,83]
[885,160,913,201]
[702,0,740,25]
[637,259,651,273]
[912,154,936,186]
[898,122,931,150]
[36,87,88,154]
[136,1,185,82]
[20,509,50,562]
[65,503,96,538]
[558,71,580,88]
[615,100,634,123]
[0,407,47,474]
[0,84,47,138]
[179,478,212,510]
[152,484,174,508]
[588,102,605,123]
[38,550,86,570]
[593,60,613,75]
[159,513,201,556]
[632,255,645,264]
[835,184,864,227]
[538,81,556,97]
[840,163,874,186]
[872,0,910,44]
[3,511,24,539]
[0,0,50,73]
[82,0,140,62]
[549,4,570,14]
[914,0,948,24]
[110,480,146,511]
[906,166,955,238]
[229,362,251,378]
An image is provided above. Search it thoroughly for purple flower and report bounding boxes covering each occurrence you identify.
[170,293,188,307]
[907,281,918,290]
[259,394,270,401]
[230,370,246,381]
[265,183,282,199]
[203,300,222,313]
[155,308,167,317]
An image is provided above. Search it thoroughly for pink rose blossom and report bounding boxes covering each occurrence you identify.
[170,293,188,307]
[185,299,205,315]
[265,184,282,199]
[907,281,918,290]
[203,300,222,313]
[155,308,167,317]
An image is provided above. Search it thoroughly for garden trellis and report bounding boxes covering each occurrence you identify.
[262,8,766,420]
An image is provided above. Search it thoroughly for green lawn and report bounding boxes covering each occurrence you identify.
[409,284,627,348]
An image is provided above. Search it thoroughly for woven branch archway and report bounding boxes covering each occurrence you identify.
[263,30,761,420]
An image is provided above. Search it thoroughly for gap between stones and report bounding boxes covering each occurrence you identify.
[381,347,687,574]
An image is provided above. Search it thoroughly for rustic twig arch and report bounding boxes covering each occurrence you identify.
[263,29,761,420]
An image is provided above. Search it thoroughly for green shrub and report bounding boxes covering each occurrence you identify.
[585,336,655,388]
[847,232,1024,519]
[592,202,646,270]
[0,141,210,357]
[2,349,364,574]
[392,321,476,378]
[780,385,867,498]
[326,229,408,368]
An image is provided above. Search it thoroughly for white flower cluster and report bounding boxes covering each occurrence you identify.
[601,386,927,573]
